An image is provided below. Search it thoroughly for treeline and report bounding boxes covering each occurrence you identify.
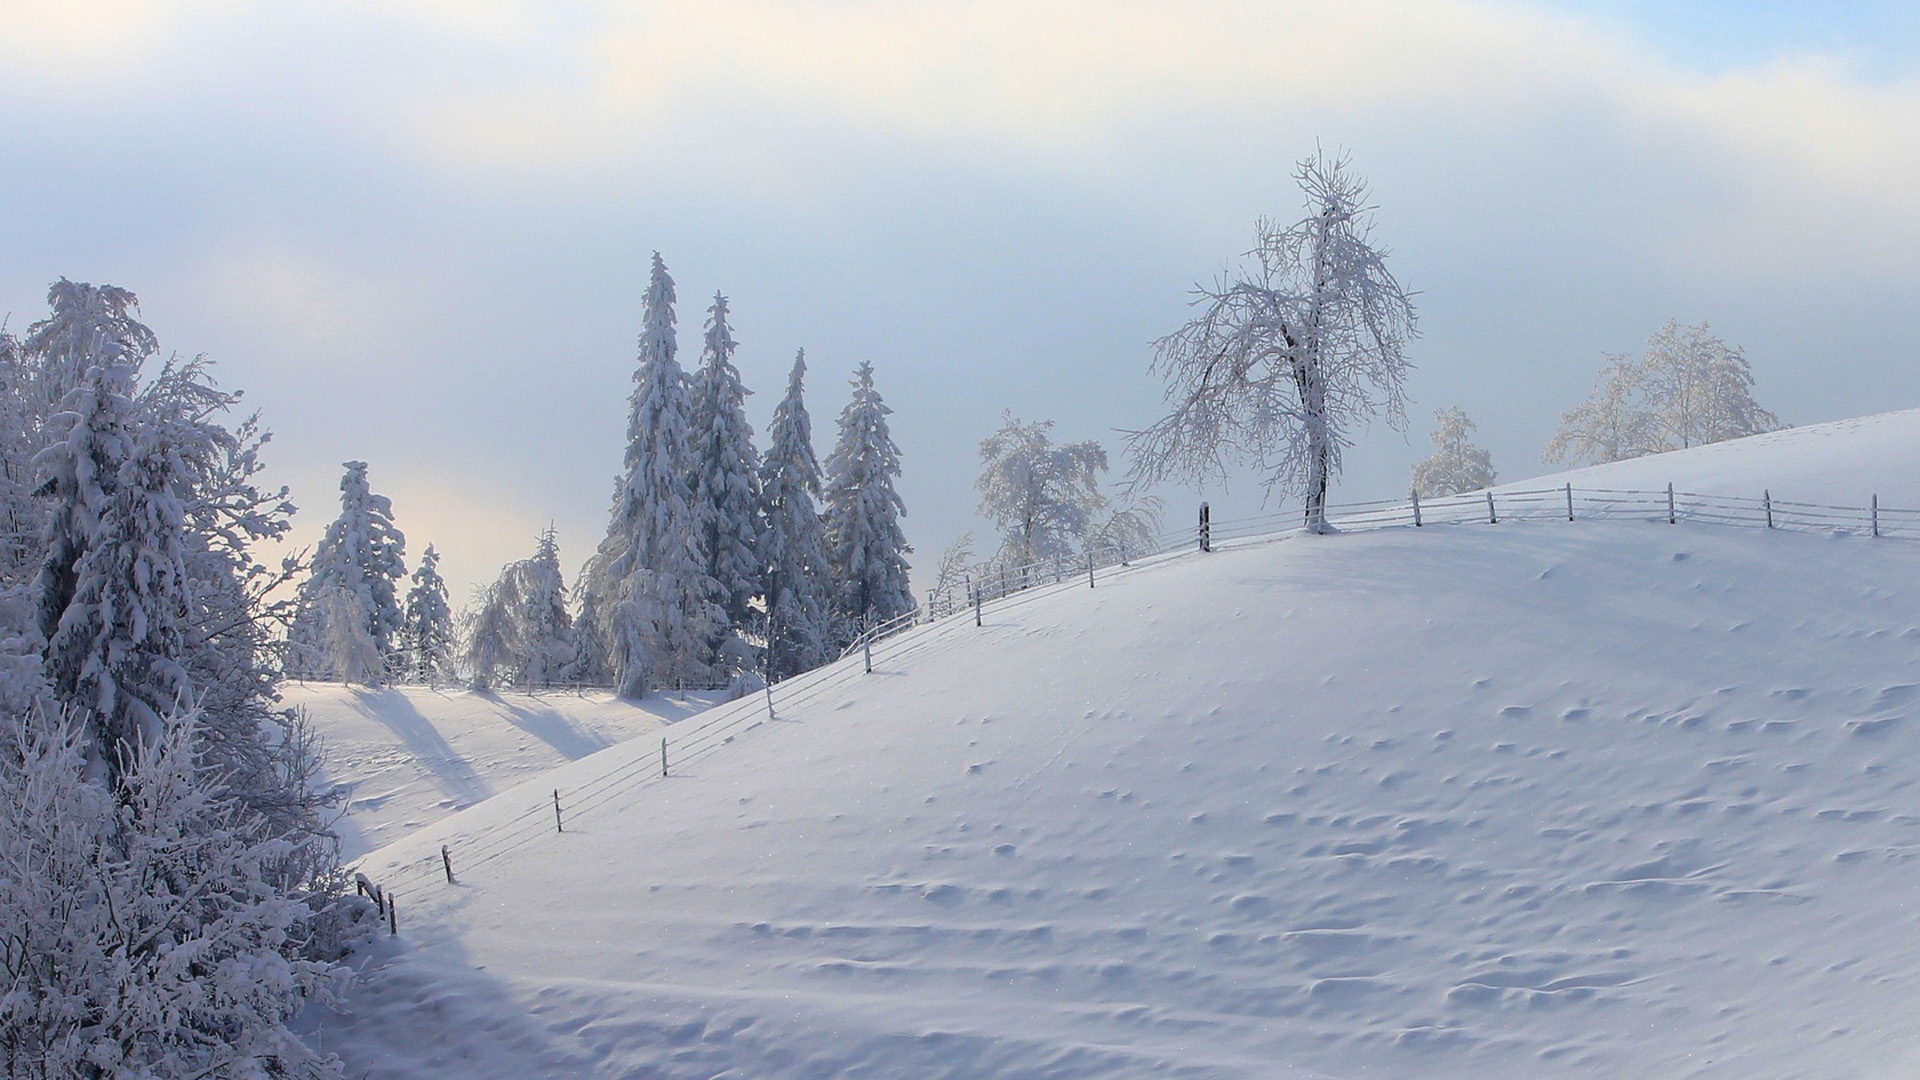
[284,253,916,696]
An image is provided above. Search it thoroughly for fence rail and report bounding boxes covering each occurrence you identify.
[361,480,1916,902]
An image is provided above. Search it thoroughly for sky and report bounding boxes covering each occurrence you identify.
[1,0,1917,606]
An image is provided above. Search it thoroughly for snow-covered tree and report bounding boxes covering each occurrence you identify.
[288,461,406,684]
[1543,322,1781,466]
[823,361,913,636]
[1088,495,1165,563]
[976,412,1109,567]
[1129,152,1418,533]
[466,529,576,691]
[402,544,454,684]
[758,349,835,680]
[579,253,725,696]
[1411,406,1497,496]
[689,292,763,631]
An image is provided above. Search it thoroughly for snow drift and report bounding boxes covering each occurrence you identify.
[315,413,1920,1079]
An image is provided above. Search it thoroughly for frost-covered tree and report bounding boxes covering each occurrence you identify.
[466,528,576,691]
[1129,152,1418,533]
[402,543,454,684]
[758,349,835,680]
[823,361,913,635]
[288,461,406,684]
[1543,321,1780,466]
[976,412,1109,567]
[689,292,763,630]
[1411,406,1496,497]
[579,253,726,697]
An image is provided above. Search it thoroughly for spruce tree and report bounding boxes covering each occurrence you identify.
[402,543,454,683]
[759,349,834,679]
[689,292,763,632]
[468,528,576,691]
[823,361,914,638]
[289,460,407,683]
[579,253,725,697]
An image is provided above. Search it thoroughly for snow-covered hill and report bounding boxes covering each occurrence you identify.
[286,684,712,858]
[311,414,1920,1079]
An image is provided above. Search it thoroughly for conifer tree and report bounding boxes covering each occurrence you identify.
[579,253,725,697]
[288,461,406,683]
[468,529,577,691]
[759,349,834,679]
[689,292,764,631]
[823,361,914,637]
[402,543,454,683]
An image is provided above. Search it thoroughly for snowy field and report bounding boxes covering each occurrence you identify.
[286,683,713,858]
[311,416,1920,1078]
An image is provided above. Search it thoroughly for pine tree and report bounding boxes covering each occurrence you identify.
[288,461,407,684]
[759,349,835,679]
[402,544,454,683]
[823,361,914,638]
[467,529,577,691]
[579,253,725,697]
[689,292,763,632]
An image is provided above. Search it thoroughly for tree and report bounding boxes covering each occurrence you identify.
[466,529,576,691]
[689,292,763,632]
[578,253,725,697]
[1129,152,1418,533]
[823,361,914,635]
[1543,321,1781,467]
[287,461,407,684]
[758,349,835,680]
[976,412,1109,568]
[402,544,454,684]
[1411,406,1496,497]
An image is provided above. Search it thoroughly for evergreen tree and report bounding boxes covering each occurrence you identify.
[402,543,454,683]
[467,529,577,691]
[579,253,725,697]
[689,292,764,631]
[288,461,406,684]
[823,361,914,637]
[759,349,834,679]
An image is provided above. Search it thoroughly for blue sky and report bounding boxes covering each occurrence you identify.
[1,0,1916,604]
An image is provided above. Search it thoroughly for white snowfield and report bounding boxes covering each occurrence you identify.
[313,411,1920,1079]
[285,683,709,859]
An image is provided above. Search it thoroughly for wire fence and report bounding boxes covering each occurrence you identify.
[359,480,1918,904]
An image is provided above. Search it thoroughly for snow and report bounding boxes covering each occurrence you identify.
[310,412,1920,1078]
[286,683,709,859]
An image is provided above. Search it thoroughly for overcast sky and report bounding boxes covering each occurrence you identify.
[2,0,1917,605]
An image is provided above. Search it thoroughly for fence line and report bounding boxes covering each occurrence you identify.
[360,481,1916,901]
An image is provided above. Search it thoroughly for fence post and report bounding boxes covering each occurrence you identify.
[863,637,872,674]
[973,583,982,626]
[1410,488,1422,527]
[1667,483,1676,525]
[1087,550,1095,588]
[1764,490,1773,528]
[661,737,669,778]
[1873,494,1880,537]
[388,894,397,936]
[1565,483,1574,521]
[1486,489,1497,525]
[553,789,564,833]
[764,676,775,720]
[1199,502,1211,552]
[441,844,455,884]
[1053,553,1062,583]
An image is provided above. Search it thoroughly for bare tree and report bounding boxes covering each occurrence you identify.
[1129,152,1417,533]
[976,413,1109,567]
[1411,407,1496,497]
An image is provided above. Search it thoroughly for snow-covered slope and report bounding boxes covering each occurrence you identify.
[313,414,1920,1079]
[286,684,712,858]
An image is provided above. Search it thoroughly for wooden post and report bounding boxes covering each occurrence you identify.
[1873,494,1880,537]
[1053,553,1062,583]
[1764,490,1773,528]
[1410,488,1422,527]
[972,583,982,626]
[1199,502,1211,552]
[1565,483,1574,521]
[1667,482,1676,525]
[1486,489,1497,525]
[441,844,454,884]
[863,638,872,674]
[1087,551,1095,588]
[387,894,397,936]
[553,789,564,833]
[660,737,669,778]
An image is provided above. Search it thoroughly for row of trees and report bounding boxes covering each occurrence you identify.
[0,282,356,1077]
[283,254,917,696]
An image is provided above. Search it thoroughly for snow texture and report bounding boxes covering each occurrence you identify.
[316,409,1920,1079]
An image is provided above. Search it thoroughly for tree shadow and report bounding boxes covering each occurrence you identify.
[346,688,490,808]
